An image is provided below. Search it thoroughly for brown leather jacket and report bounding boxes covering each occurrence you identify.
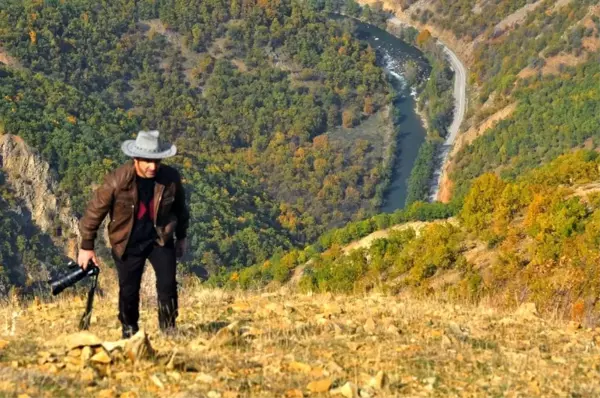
[79,160,190,259]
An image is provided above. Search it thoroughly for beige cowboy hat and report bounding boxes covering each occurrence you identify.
[121,130,176,159]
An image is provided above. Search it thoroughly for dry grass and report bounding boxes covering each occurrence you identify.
[1,274,600,397]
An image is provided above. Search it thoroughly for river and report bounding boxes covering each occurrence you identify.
[335,16,432,212]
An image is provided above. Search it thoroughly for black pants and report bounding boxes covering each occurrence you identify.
[111,239,178,332]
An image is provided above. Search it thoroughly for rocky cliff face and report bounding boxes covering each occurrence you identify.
[0,134,80,259]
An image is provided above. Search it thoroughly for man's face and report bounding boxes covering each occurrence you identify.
[134,158,161,178]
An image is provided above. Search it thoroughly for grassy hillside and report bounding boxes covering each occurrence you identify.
[222,151,600,322]
[0,278,599,397]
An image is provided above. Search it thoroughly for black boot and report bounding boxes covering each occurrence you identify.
[158,299,178,336]
[122,324,139,339]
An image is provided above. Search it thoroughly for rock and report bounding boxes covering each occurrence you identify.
[285,389,304,398]
[98,389,117,398]
[63,356,81,366]
[447,322,468,341]
[195,372,215,384]
[124,330,154,361]
[364,318,376,334]
[37,351,54,365]
[81,346,93,363]
[330,382,359,398]
[90,349,112,364]
[230,302,251,312]
[210,323,241,347]
[66,331,102,350]
[68,348,82,357]
[102,340,127,353]
[327,361,344,374]
[207,391,221,398]
[515,302,539,320]
[80,368,97,384]
[386,325,400,335]
[114,371,133,381]
[369,371,387,390]
[347,342,362,351]
[359,387,373,398]
[324,302,343,315]
[288,361,312,373]
[441,334,453,348]
[307,378,332,393]
[150,374,165,389]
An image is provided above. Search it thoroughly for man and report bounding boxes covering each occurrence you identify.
[77,130,189,338]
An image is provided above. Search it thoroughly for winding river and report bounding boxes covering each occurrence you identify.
[341,18,431,212]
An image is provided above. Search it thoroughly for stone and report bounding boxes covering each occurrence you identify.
[288,361,312,373]
[347,342,362,351]
[150,374,165,390]
[196,372,215,384]
[102,340,127,353]
[114,371,133,381]
[68,348,82,357]
[327,361,344,374]
[359,387,373,398]
[81,346,93,362]
[124,330,154,361]
[80,368,96,384]
[441,334,453,348]
[90,349,112,364]
[210,324,240,348]
[369,371,387,390]
[98,389,117,398]
[285,389,304,398]
[207,391,221,398]
[386,325,400,335]
[330,382,358,398]
[307,378,332,393]
[323,302,343,315]
[364,318,376,334]
[66,331,102,350]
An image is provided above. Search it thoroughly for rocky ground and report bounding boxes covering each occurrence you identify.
[1,273,599,398]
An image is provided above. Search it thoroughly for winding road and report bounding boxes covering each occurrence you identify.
[386,17,468,201]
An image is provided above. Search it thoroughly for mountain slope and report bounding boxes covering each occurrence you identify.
[0,0,395,274]
[0,283,599,397]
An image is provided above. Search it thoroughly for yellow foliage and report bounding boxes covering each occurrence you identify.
[416,29,431,46]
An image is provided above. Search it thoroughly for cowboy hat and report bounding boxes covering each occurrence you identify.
[121,130,176,159]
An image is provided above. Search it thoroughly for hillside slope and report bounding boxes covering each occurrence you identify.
[358,0,600,202]
[0,283,599,397]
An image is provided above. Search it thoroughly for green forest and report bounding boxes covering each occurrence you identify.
[0,0,397,277]
[451,59,600,200]
[223,151,600,318]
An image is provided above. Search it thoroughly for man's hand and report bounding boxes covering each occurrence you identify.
[78,249,99,270]
[175,238,187,259]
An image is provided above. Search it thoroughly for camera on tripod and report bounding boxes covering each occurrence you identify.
[49,260,100,296]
